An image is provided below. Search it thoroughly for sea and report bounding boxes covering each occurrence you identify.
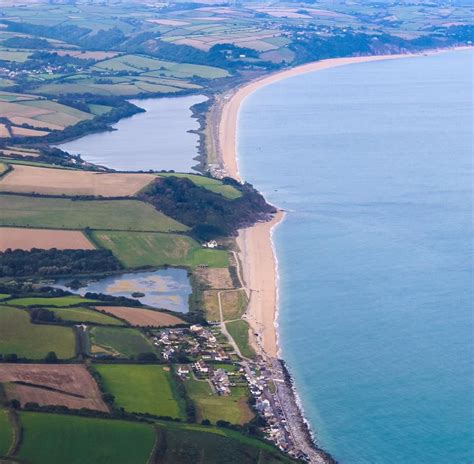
[238,49,473,464]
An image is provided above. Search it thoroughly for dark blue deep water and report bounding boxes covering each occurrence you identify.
[239,50,473,464]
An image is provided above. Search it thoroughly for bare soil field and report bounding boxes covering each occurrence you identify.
[0,101,49,119]
[0,147,40,157]
[0,227,95,251]
[9,116,64,131]
[10,127,49,137]
[0,124,10,138]
[196,267,234,289]
[147,19,189,26]
[0,364,108,412]
[96,306,185,327]
[0,165,156,197]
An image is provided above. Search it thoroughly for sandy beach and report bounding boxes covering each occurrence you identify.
[216,49,470,358]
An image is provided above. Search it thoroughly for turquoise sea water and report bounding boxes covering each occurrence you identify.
[238,50,473,464]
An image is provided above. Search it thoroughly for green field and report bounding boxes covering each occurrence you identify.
[184,376,253,425]
[0,409,13,457]
[226,320,256,359]
[0,195,187,232]
[0,306,76,359]
[158,173,242,200]
[0,50,31,62]
[18,412,156,464]
[89,326,156,358]
[0,293,10,300]
[92,230,229,268]
[154,424,292,464]
[7,296,96,307]
[50,307,124,326]
[88,103,113,115]
[94,54,228,79]
[95,364,185,419]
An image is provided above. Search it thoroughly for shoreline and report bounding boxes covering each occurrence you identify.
[215,46,472,461]
[217,46,472,357]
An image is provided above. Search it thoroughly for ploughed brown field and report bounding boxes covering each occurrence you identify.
[0,164,157,197]
[96,306,185,327]
[0,227,95,251]
[0,364,108,412]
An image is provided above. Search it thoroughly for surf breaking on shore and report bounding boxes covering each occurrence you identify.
[217,53,415,358]
[213,48,470,462]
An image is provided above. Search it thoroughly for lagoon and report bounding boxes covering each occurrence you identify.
[57,95,206,172]
[52,269,192,313]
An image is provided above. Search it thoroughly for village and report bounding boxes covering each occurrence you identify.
[151,323,316,462]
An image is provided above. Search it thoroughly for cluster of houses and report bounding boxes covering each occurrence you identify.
[0,64,85,82]
[152,325,231,363]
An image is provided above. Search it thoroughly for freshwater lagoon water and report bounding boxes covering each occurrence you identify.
[57,95,206,172]
[239,50,473,463]
[52,269,192,313]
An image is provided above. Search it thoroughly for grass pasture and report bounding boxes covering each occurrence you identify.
[94,54,228,79]
[7,296,96,307]
[89,326,156,358]
[0,195,187,232]
[226,320,256,359]
[50,307,125,326]
[95,364,185,418]
[0,409,13,457]
[0,306,76,359]
[154,423,292,464]
[221,290,248,321]
[92,230,229,269]
[0,165,157,197]
[184,376,254,425]
[18,412,156,464]
[158,173,242,199]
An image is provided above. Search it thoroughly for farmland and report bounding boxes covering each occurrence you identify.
[97,306,185,327]
[221,290,248,321]
[0,93,94,137]
[158,173,242,200]
[226,320,255,359]
[50,307,125,326]
[0,195,187,232]
[93,54,228,79]
[184,376,254,425]
[92,230,229,268]
[0,409,13,457]
[154,424,293,464]
[0,364,108,412]
[0,164,157,197]
[17,413,156,464]
[0,306,76,359]
[89,326,156,358]
[95,364,185,418]
[0,227,94,251]
[7,295,96,307]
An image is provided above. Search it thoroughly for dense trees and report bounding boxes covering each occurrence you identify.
[0,249,123,277]
[142,176,276,240]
